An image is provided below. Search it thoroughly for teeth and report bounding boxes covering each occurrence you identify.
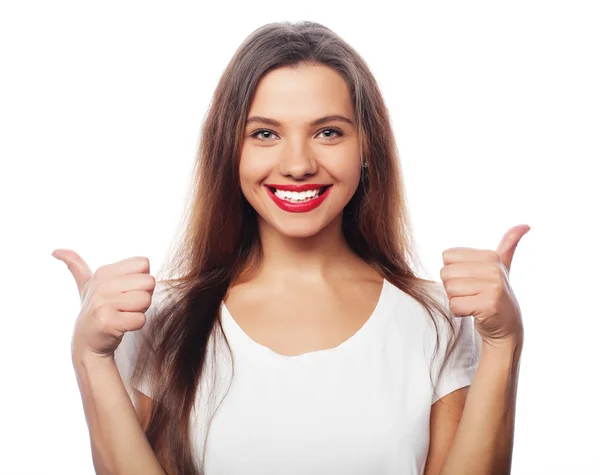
[273,188,320,202]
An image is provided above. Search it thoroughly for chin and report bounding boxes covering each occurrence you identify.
[271,220,328,239]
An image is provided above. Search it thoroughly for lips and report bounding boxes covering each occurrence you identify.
[265,184,333,213]
[265,183,331,192]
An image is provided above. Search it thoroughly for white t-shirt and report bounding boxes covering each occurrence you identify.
[115,278,481,475]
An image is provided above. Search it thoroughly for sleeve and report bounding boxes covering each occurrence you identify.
[114,282,169,401]
[429,284,482,405]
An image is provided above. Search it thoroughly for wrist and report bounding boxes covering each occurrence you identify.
[481,335,524,373]
[72,348,115,370]
[482,331,524,351]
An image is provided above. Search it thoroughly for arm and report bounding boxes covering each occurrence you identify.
[73,352,166,475]
[439,338,523,475]
[424,387,469,475]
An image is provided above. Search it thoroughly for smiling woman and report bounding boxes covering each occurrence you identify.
[104,20,481,475]
[239,63,361,238]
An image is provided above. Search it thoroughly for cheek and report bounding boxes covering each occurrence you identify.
[333,162,361,190]
[238,152,268,198]
[335,164,362,202]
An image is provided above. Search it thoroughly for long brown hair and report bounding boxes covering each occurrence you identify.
[129,20,461,474]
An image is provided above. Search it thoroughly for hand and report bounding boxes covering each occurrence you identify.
[51,249,156,359]
[440,224,530,348]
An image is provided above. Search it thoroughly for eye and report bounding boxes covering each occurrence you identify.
[317,128,344,140]
[248,127,345,141]
[249,129,279,141]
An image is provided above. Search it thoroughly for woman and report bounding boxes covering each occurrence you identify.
[55,20,526,475]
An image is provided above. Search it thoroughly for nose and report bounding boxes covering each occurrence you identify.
[278,140,318,179]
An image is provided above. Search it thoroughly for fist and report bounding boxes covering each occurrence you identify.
[52,249,156,360]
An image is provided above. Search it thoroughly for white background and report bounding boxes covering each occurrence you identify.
[1,1,599,474]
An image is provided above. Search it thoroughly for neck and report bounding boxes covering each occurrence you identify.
[255,214,358,283]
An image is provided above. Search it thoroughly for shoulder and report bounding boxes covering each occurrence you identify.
[385,279,466,360]
[385,279,449,327]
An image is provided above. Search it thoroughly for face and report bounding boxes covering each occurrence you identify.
[239,63,362,239]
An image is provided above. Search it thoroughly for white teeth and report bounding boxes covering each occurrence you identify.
[273,188,320,202]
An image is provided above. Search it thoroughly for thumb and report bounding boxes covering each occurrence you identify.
[51,249,94,297]
[496,224,531,274]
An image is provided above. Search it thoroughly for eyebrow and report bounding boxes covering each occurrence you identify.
[245,115,355,127]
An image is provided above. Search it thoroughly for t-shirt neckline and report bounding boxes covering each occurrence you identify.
[219,278,392,368]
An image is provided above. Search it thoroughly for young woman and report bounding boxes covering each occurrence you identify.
[55,20,526,475]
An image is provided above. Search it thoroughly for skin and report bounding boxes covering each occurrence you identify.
[239,62,361,243]
[228,62,471,474]
[52,60,490,473]
[226,62,383,357]
[133,62,468,475]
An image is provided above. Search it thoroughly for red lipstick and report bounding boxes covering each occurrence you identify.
[265,184,332,213]
[264,183,330,192]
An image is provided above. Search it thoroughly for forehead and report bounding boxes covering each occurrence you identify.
[247,63,354,122]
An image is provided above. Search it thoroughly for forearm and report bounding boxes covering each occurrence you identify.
[440,338,523,475]
[73,353,166,475]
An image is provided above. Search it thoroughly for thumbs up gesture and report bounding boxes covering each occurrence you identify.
[52,249,156,360]
[440,224,530,348]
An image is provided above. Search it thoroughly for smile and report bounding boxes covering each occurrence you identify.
[265,184,332,213]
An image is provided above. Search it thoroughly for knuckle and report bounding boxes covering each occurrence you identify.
[445,280,456,295]
[138,257,150,273]
[442,249,450,262]
[98,318,113,334]
[95,304,115,328]
[140,274,156,290]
